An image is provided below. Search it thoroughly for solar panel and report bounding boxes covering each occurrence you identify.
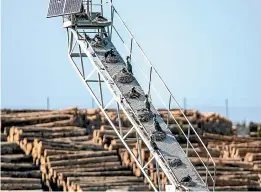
[63,0,83,15]
[47,0,66,18]
[47,0,83,18]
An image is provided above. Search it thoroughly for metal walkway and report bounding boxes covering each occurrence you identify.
[48,1,216,191]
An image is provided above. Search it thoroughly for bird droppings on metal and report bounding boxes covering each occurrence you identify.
[136,108,153,122]
[151,131,166,141]
[113,68,134,84]
[127,87,141,99]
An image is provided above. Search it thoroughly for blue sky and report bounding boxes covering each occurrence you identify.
[1,0,261,122]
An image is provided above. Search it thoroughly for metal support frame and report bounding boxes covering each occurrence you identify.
[61,1,217,191]
[78,45,85,77]
[116,102,123,136]
[97,73,104,108]
[156,161,162,191]
[66,27,199,192]
[67,28,161,192]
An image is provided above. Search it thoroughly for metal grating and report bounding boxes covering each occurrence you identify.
[63,0,83,15]
[47,0,66,18]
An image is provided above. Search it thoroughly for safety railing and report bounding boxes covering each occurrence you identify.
[102,1,216,190]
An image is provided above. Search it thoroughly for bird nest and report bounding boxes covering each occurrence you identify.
[105,55,118,63]
[126,87,141,99]
[151,131,166,141]
[91,40,107,48]
[168,158,182,168]
[113,69,134,83]
[136,108,153,122]
[180,181,196,187]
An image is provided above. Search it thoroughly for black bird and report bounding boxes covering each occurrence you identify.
[93,34,102,42]
[153,114,163,132]
[150,140,158,151]
[105,48,116,59]
[180,175,192,183]
[121,68,128,73]
[130,87,140,98]
[94,13,108,21]
[144,94,150,112]
[150,135,158,150]
[126,56,132,74]
[111,50,116,57]
[120,95,124,103]
[131,87,136,93]
[84,32,92,42]
[129,87,139,99]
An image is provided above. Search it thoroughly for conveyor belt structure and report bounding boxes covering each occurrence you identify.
[47,1,216,191]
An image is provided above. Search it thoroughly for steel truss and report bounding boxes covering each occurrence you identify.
[66,28,191,192]
[60,1,217,192]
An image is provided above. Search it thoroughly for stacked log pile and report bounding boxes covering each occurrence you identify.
[1,107,88,133]
[97,109,232,136]
[202,133,261,190]
[1,108,150,192]
[0,132,44,191]
[92,124,261,191]
[1,107,260,191]
[249,122,261,137]
[200,112,232,135]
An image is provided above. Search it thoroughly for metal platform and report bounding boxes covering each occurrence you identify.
[63,12,112,28]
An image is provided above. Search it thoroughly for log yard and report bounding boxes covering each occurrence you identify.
[1,108,261,191]
[1,0,260,191]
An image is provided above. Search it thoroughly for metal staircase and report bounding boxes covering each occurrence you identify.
[47,1,216,191]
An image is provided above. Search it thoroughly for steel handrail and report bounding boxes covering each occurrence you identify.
[114,37,215,185]
[106,1,216,189]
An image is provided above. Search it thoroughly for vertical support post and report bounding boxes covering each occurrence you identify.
[186,124,191,156]
[87,0,91,19]
[69,31,74,53]
[167,94,171,128]
[213,164,216,191]
[90,0,92,19]
[109,2,114,41]
[97,73,104,108]
[205,154,209,187]
[101,27,107,38]
[225,98,228,118]
[66,28,70,46]
[156,161,161,191]
[100,0,103,15]
[116,102,123,136]
[79,45,85,78]
[130,38,133,59]
[136,132,142,166]
[148,67,153,96]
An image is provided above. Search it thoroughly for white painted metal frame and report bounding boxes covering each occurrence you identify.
[66,29,185,192]
[62,1,216,191]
